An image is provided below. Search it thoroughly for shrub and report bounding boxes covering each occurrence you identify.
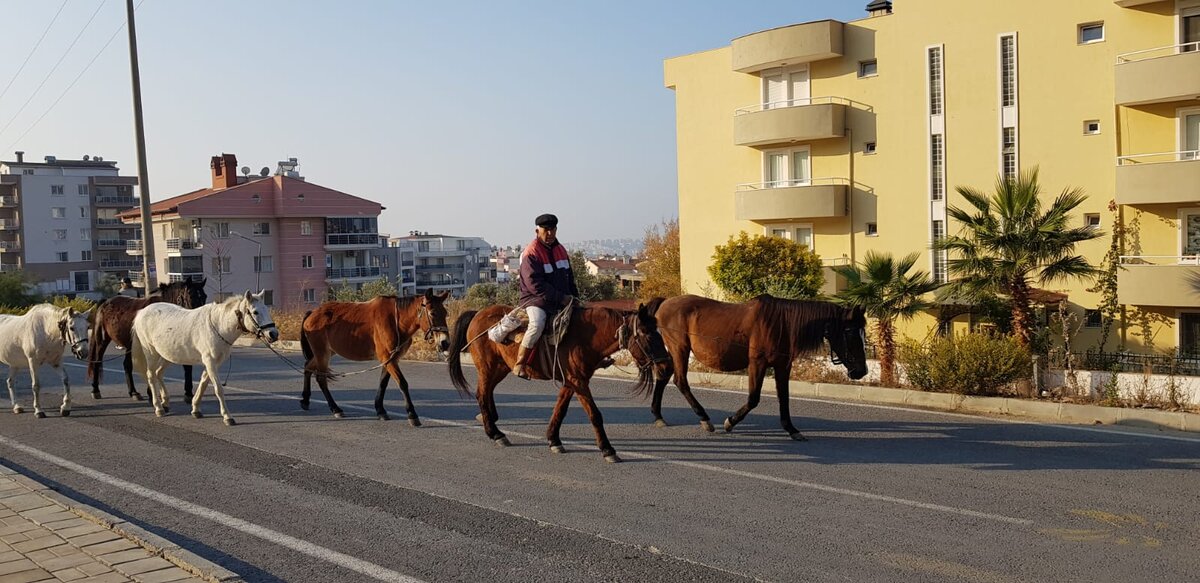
[900,332,1032,396]
[708,232,823,301]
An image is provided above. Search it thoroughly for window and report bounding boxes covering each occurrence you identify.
[54,229,67,240]
[301,255,313,269]
[325,254,333,268]
[50,185,64,195]
[928,47,943,115]
[930,135,945,201]
[81,250,92,261]
[73,271,89,292]
[766,224,813,249]
[764,147,810,187]
[864,142,877,155]
[1000,35,1017,108]
[213,222,230,238]
[51,207,65,219]
[417,241,430,252]
[78,184,89,196]
[761,64,809,109]
[932,220,947,284]
[251,194,261,204]
[262,290,274,306]
[22,168,33,175]
[253,256,274,273]
[252,222,270,236]
[211,257,231,274]
[866,222,879,237]
[56,252,68,262]
[1084,309,1103,329]
[1084,213,1101,230]
[1083,120,1100,135]
[858,59,878,78]
[1078,22,1104,45]
[303,288,317,303]
[300,220,312,236]
[1002,127,1017,181]
[80,229,90,240]
[1184,10,1200,53]
[79,207,88,218]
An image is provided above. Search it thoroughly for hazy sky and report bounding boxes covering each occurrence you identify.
[0,0,863,248]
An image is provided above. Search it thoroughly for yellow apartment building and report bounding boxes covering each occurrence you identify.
[664,0,1200,354]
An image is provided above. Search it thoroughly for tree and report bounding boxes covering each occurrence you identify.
[0,270,37,308]
[708,232,824,301]
[464,281,520,309]
[933,168,1102,347]
[834,251,940,386]
[330,277,398,302]
[570,250,623,302]
[639,218,682,301]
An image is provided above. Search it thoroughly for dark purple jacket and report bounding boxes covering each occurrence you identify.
[518,238,578,309]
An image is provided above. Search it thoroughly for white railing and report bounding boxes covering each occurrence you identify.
[0,196,16,206]
[96,239,125,248]
[1116,42,1200,64]
[1120,255,1200,266]
[821,257,851,267]
[165,238,202,250]
[736,177,851,191]
[99,260,140,269]
[0,264,19,273]
[325,266,382,279]
[0,241,18,250]
[126,240,143,252]
[734,96,868,116]
[1117,150,1200,165]
[0,219,18,229]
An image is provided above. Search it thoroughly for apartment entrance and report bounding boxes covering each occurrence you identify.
[1181,313,1200,355]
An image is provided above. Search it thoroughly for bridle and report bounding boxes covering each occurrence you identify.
[58,316,87,356]
[617,314,668,372]
[827,323,867,366]
[235,302,277,340]
[417,300,449,342]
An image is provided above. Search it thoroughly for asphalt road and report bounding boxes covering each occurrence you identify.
[0,346,1198,582]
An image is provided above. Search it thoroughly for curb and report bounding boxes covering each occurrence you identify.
[0,463,243,583]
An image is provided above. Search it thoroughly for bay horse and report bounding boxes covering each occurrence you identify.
[447,304,667,463]
[87,278,207,401]
[643,294,868,440]
[299,290,451,423]
[131,290,279,425]
[1,305,92,417]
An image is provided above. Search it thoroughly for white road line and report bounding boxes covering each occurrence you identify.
[0,435,427,583]
[73,362,1032,527]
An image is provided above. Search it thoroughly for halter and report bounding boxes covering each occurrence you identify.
[58,317,87,355]
[417,300,448,342]
[617,314,667,372]
[235,304,278,340]
[827,323,866,366]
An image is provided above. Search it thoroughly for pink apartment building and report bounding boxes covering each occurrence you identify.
[120,154,383,306]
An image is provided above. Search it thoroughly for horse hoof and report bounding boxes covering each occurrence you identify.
[192,411,203,419]
[378,413,391,421]
[701,420,715,433]
[155,410,167,418]
[789,432,808,442]
[299,401,310,411]
[723,417,734,433]
[223,418,236,426]
[653,418,668,428]
[35,411,46,419]
[493,436,511,447]
[333,411,345,419]
[408,417,421,427]
[475,413,484,423]
[162,405,170,414]
[131,393,144,402]
[12,406,21,414]
[60,410,70,417]
[549,445,566,454]
[604,454,623,464]
[91,391,102,400]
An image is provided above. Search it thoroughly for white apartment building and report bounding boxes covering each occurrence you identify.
[388,232,493,297]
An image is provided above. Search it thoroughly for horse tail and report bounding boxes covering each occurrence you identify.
[129,321,146,384]
[447,310,478,398]
[299,310,314,363]
[87,299,108,382]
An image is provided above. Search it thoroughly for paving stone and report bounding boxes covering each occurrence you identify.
[47,547,80,559]
[49,527,101,542]
[0,554,17,565]
[26,516,76,530]
[93,552,144,568]
[0,567,54,583]
[131,569,191,583]
[78,572,129,583]
[34,554,92,572]
[51,568,87,582]
[2,497,51,514]
[78,541,134,557]
[22,548,61,563]
[110,560,171,578]
[0,534,30,546]
[19,509,71,522]
[61,535,115,549]
[74,563,110,577]
[0,523,41,537]
[39,521,88,534]
[0,559,39,576]
[11,537,66,554]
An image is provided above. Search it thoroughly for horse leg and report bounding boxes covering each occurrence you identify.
[147,357,170,417]
[123,352,144,401]
[7,368,21,414]
[650,369,669,427]
[724,359,766,433]
[300,370,313,411]
[91,336,110,399]
[572,383,619,463]
[182,365,195,405]
[477,371,507,446]
[315,373,342,418]
[383,362,419,425]
[545,385,573,453]
[671,354,714,432]
[54,363,71,417]
[27,358,45,418]
[204,360,236,426]
[190,370,210,418]
[773,363,805,441]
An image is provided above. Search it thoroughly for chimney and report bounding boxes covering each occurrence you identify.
[14,151,23,163]
[44,155,56,163]
[210,153,238,189]
[866,0,893,16]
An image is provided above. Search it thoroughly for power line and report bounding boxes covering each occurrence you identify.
[0,0,107,142]
[6,2,143,152]
[0,0,69,105]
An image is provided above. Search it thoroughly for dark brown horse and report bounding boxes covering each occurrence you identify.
[643,294,868,440]
[447,304,667,463]
[87,278,208,401]
[299,290,451,423]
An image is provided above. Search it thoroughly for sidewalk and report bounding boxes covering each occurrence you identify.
[0,467,208,583]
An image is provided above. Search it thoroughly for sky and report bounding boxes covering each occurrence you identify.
[0,0,864,248]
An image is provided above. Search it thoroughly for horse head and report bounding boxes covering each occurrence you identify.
[58,306,92,361]
[623,303,669,367]
[420,289,452,353]
[827,305,868,380]
[237,290,279,343]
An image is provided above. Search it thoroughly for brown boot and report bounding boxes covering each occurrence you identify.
[512,345,532,379]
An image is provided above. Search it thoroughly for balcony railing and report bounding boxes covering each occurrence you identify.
[1116,42,1200,64]
[167,272,205,283]
[0,240,19,251]
[736,177,851,190]
[325,233,380,246]
[1115,152,1200,205]
[0,219,18,229]
[94,196,137,206]
[734,96,864,116]
[325,266,383,279]
[0,264,19,273]
[1118,150,1200,165]
[165,238,202,251]
[126,240,143,252]
[0,196,16,206]
[99,259,141,269]
[96,239,126,249]
[95,218,124,227]
[416,263,466,271]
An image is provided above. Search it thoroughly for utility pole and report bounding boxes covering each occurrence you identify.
[127,0,157,289]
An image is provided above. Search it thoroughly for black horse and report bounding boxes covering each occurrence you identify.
[88,278,208,401]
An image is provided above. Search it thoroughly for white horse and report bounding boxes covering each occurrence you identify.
[131,290,278,425]
[0,305,91,417]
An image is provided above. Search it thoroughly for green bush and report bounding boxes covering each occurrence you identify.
[0,296,96,316]
[708,232,823,301]
[900,332,1032,396]
[463,281,520,309]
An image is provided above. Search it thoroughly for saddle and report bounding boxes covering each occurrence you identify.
[490,306,577,380]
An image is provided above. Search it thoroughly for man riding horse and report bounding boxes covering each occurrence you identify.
[513,213,578,379]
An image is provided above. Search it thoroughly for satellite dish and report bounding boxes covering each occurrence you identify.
[240,166,251,176]
[82,155,90,161]
[259,167,270,177]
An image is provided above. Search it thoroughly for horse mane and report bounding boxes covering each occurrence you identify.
[387,295,419,310]
[753,295,846,354]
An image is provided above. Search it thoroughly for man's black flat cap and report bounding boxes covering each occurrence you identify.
[535,213,558,228]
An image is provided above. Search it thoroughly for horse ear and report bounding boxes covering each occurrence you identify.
[437,290,450,300]
[244,290,254,303]
[80,308,92,319]
[424,288,434,300]
[256,289,266,299]
[67,307,76,317]
[847,305,866,323]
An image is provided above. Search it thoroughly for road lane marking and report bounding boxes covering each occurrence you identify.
[0,435,427,583]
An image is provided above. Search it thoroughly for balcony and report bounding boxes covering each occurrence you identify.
[167,272,205,283]
[324,266,382,280]
[1118,256,1200,307]
[821,257,850,297]
[731,20,844,73]
[1115,43,1200,105]
[0,219,18,230]
[733,97,851,148]
[1115,152,1200,205]
[165,238,202,254]
[95,218,124,227]
[416,263,466,271]
[95,196,137,206]
[0,264,19,273]
[129,271,145,286]
[734,178,849,221]
[0,240,19,252]
[99,259,141,270]
[95,239,125,250]
[126,240,143,255]
[1114,0,1168,6]
[0,196,16,207]
[325,233,380,250]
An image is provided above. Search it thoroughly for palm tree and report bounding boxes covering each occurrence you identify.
[932,168,1102,347]
[834,251,940,387]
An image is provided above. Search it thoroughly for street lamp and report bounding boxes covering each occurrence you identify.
[229,231,262,291]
